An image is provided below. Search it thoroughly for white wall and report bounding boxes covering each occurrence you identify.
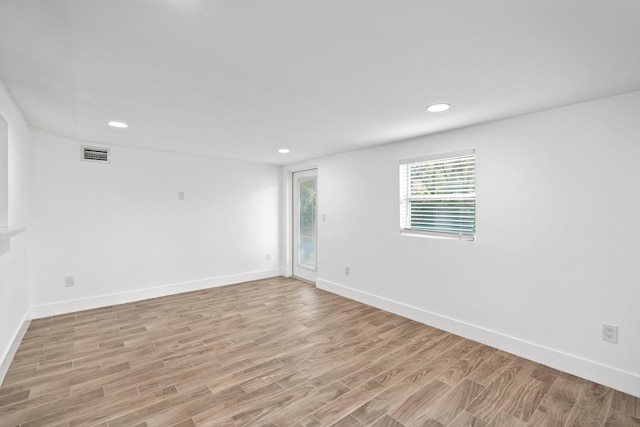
[0,116,8,227]
[286,90,640,397]
[29,128,280,316]
[0,79,30,373]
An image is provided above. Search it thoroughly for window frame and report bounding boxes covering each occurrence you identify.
[399,149,476,241]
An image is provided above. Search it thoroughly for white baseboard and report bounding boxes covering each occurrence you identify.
[31,269,281,319]
[317,278,640,398]
[280,268,291,278]
[0,307,31,385]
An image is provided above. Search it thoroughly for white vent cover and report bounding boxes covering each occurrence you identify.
[82,146,110,163]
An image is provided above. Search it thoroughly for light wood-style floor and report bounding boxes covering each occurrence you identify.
[1,277,638,427]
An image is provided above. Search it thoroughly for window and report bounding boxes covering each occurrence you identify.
[399,149,475,240]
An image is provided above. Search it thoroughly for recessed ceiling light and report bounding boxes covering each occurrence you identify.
[107,121,128,128]
[278,148,290,154]
[426,103,451,113]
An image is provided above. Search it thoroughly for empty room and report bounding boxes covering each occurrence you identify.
[1,1,639,426]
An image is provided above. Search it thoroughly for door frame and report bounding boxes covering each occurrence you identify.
[287,167,318,282]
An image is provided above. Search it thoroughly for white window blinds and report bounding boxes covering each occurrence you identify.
[400,150,476,240]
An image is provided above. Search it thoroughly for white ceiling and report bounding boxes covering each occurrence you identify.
[1,1,639,165]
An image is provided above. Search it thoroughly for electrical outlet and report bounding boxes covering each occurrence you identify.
[322,213,327,222]
[65,276,75,287]
[266,253,271,261]
[603,324,618,343]
[345,266,350,276]
[178,191,185,200]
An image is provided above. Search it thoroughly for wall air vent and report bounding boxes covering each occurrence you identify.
[82,146,110,163]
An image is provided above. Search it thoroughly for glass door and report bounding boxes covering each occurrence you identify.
[293,169,317,282]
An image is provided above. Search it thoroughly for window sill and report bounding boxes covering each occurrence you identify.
[0,226,27,241]
[401,229,475,242]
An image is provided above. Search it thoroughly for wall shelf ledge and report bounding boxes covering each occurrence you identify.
[0,227,27,241]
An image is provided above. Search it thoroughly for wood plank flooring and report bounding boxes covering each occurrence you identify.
[1,276,638,426]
